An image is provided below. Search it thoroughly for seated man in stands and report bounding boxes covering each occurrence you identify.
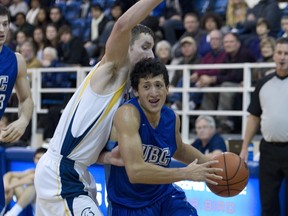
[191,115,227,159]
[3,147,47,216]
[197,32,256,133]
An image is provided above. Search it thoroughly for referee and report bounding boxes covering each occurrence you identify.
[240,37,288,216]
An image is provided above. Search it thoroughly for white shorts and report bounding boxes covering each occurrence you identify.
[35,150,103,216]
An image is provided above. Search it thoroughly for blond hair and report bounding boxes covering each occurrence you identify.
[226,0,248,27]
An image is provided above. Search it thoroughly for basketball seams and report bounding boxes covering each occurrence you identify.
[206,152,249,197]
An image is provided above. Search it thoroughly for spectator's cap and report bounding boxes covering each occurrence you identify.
[180,36,195,45]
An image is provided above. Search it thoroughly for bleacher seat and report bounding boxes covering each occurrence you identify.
[193,0,211,16]
[91,0,106,8]
[83,18,91,42]
[69,18,86,39]
[55,2,66,15]
[213,0,228,16]
[64,1,82,20]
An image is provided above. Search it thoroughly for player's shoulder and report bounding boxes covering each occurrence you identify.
[117,103,138,115]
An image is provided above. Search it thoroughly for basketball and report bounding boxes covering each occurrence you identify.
[206,152,249,197]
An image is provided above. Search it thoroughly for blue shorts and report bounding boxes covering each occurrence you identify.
[0,175,5,214]
[111,192,198,216]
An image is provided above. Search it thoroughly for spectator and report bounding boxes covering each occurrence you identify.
[8,0,29,20]
[154,39,172,65]
[3,147,47,216]
[245,18,270,60]
[198,32,256,133]
[240,37,288,216]
[171,12,207,58]
[44,23,59,49]
[34,7,50,29]
[224,0,249,34]
[198,12,223,57]
[58,25,90,66]
[40,46,65,67]
[169,36,201,110]
[170,36,201,87]
[14,12,35,38]
[189,29,227,109]
[158,0,183,46]
[279,15,288,38]
[192,115,227,158]
[26,0,40,25]
[32,26,46,61]
[252,36,276,85]
[15,30,29,53]
[193,30,227,85]
[243,0,281,38]
[48,5,69,29]
[97,2,124,59]
[20,41,42,68]
[84,3,110,59]
[0,0,11,7]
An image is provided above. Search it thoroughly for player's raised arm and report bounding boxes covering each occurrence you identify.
[102,0,163,67]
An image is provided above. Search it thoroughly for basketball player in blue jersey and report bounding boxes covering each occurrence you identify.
[107,58,223,216]
[0,4,33,216]
[34,1,164,216]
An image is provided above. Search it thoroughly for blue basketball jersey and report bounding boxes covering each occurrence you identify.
[108,97,179,208]
[0,45,17,118]
[0,45,18,214]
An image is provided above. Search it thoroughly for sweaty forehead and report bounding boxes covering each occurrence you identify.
[134,33,154,46]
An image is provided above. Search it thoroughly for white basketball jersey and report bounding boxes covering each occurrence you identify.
[48,67,126,166]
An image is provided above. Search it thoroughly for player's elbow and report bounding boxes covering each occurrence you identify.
[114,17,129,34]
[125,164,145,184]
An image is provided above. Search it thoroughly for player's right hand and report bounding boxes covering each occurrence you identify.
[185,159,223,185]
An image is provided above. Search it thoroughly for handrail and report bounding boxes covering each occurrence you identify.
[5,62,276,146]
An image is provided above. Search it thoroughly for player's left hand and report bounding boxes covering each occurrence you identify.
[110,146,124,167]
[0,118,27,143]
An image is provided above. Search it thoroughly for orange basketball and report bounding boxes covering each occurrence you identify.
[206,152,249,197]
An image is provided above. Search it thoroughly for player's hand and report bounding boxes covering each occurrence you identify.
[186,159,223,185]
[110,146,124,167]
[0,119,27,143]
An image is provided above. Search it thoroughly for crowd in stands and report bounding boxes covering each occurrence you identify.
[2,0,288,141]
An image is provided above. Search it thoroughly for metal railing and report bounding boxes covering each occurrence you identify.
[5,62,275,145]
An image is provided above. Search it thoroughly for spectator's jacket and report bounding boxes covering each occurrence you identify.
[216,45,256,85]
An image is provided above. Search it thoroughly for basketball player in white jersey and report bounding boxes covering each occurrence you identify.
[34,1,164,215]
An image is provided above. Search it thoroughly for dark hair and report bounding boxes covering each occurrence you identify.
[224,32,241,43]
[130,58,169,91]
[34,147,47,157]
[184,12,200,22]
[131,24,154,46]
[256,18,270,30]
[200,12,223,30]
[91,3,104,11]
[0,4,10,23]
[58,25,72,36]
[276,37,288,46]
